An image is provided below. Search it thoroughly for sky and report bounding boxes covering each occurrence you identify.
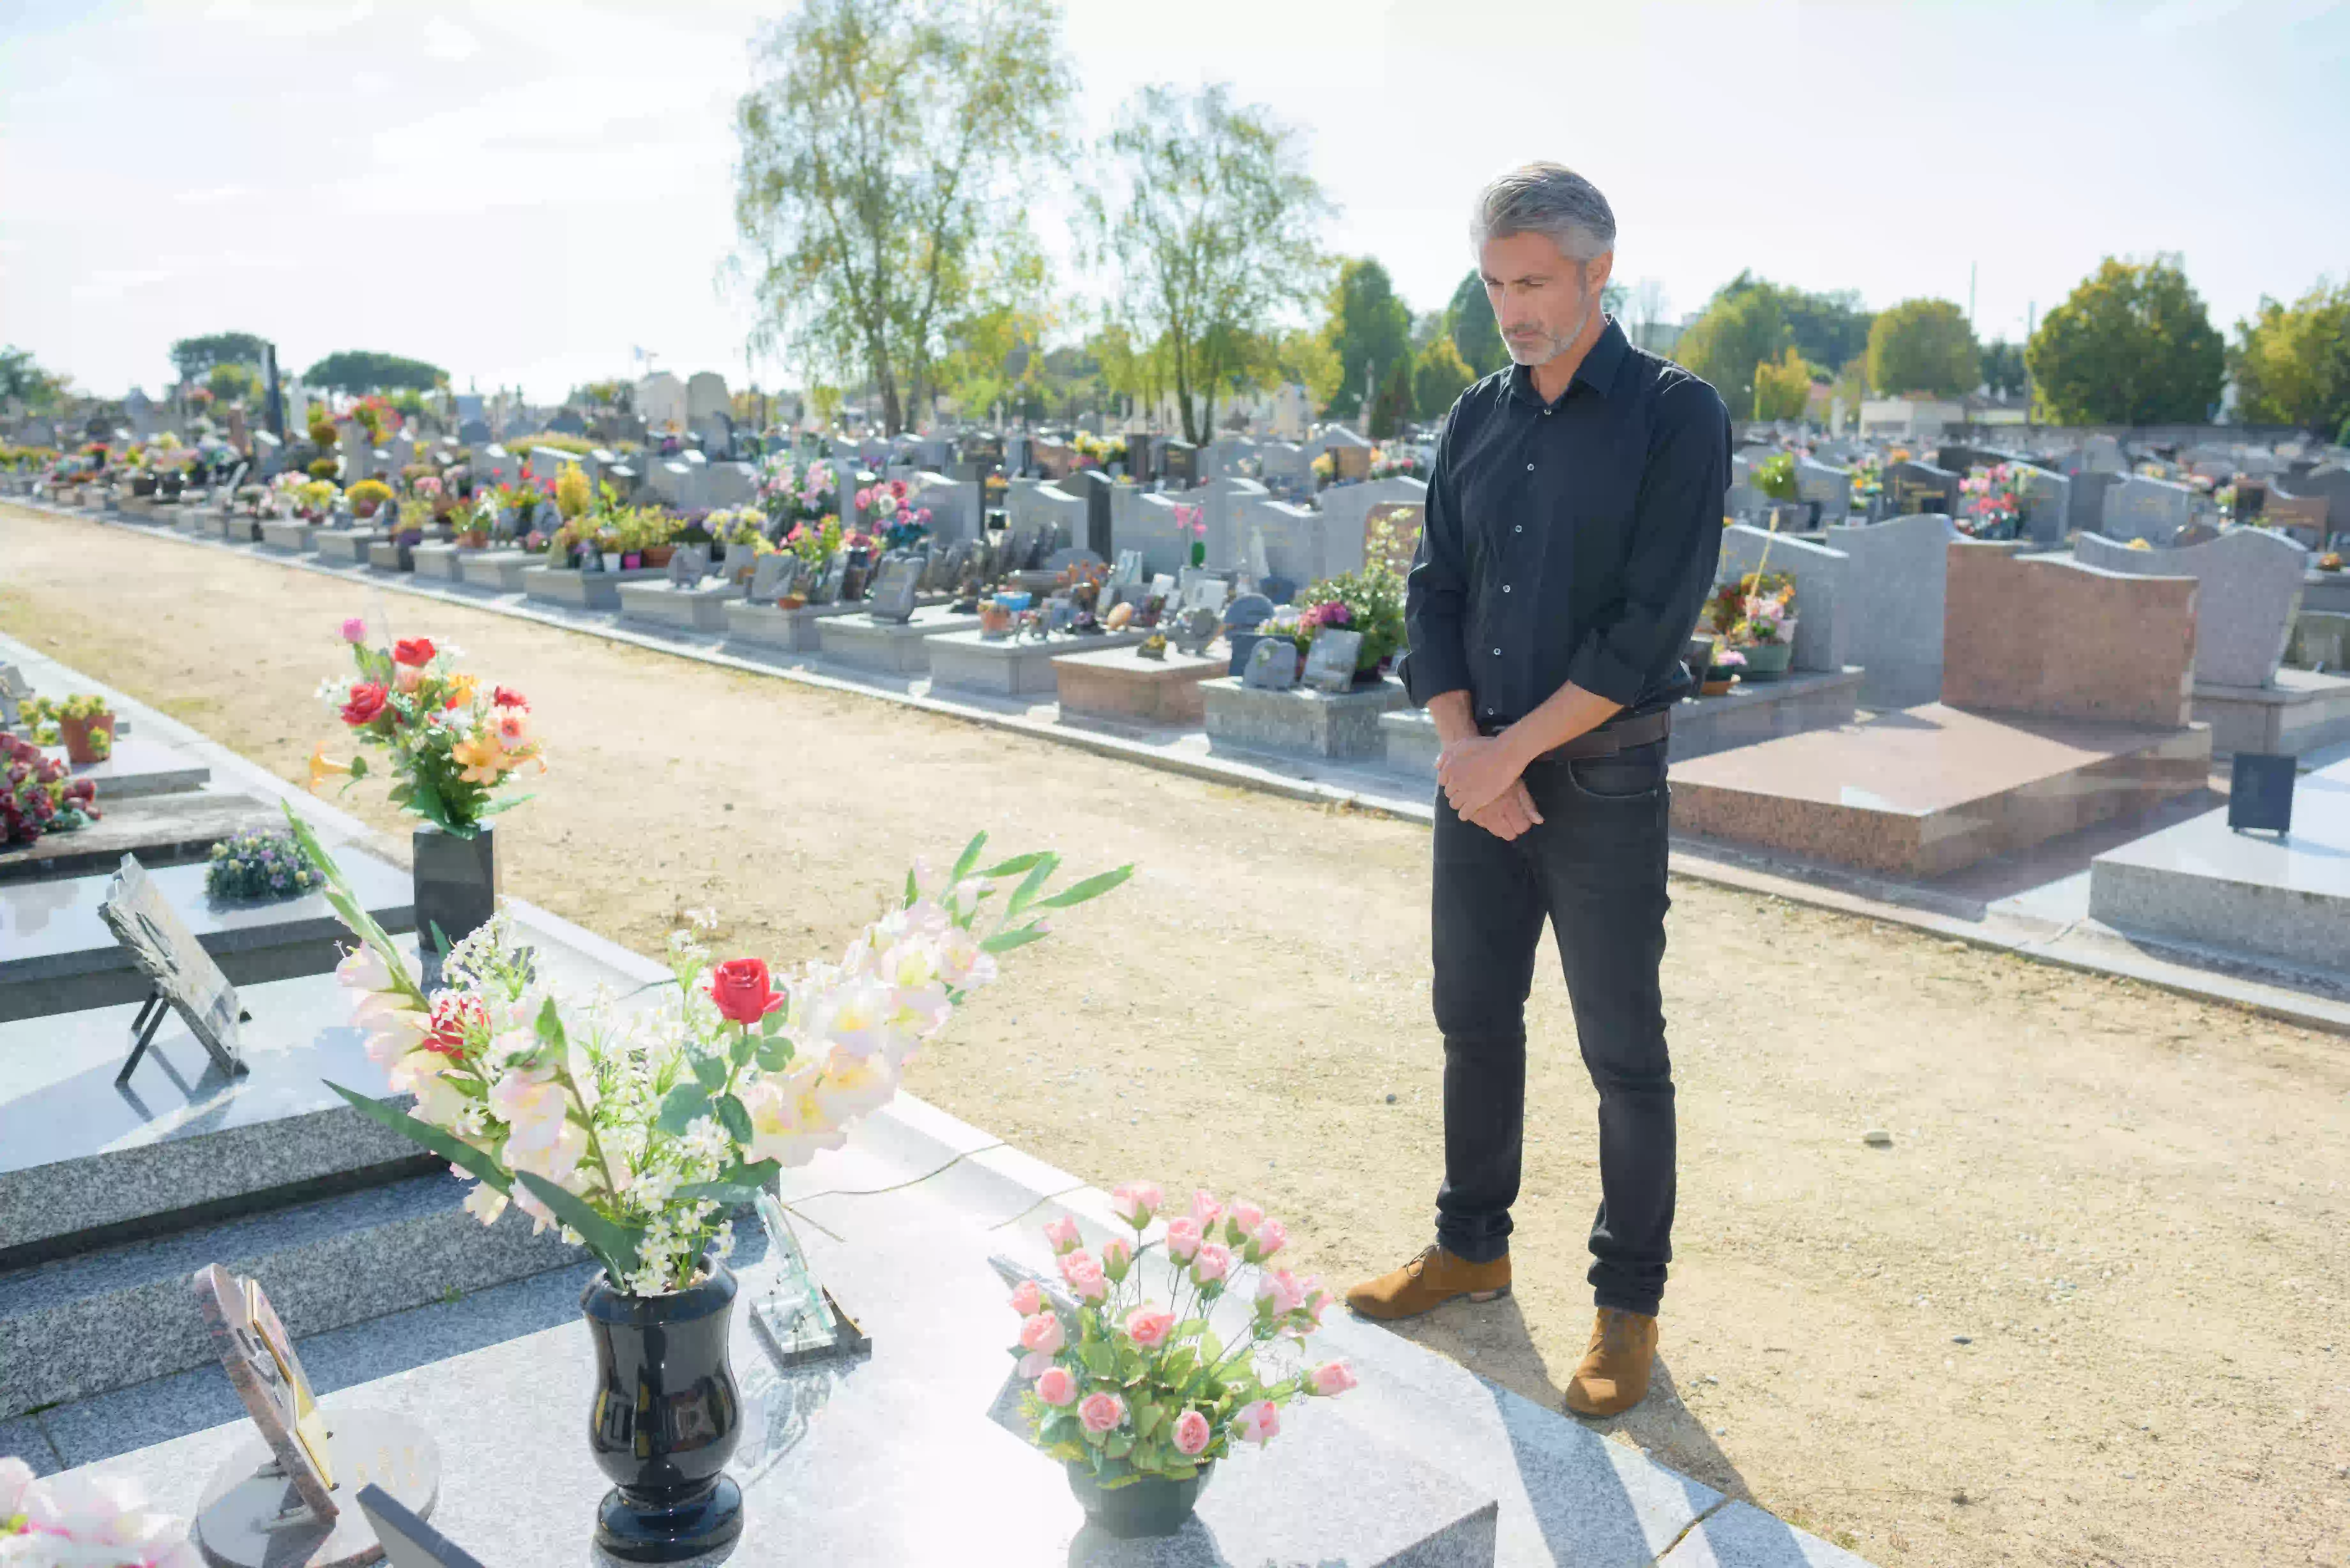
[2,0,2346,403]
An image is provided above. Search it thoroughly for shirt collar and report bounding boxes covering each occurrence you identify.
[1508,315,1630,409]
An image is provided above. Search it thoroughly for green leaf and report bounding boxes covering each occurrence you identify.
[949,831,987,886]
[1006,854,1060,918]
[473,793,534,820]
[1134,1400,1165,1440]
[1032,865,1135,910]
[714,1092,753,1144]
[903,865,919,910]
[691,1054,730,1093]
[980,925,1048,955]
[657,1084,711,1134]
[327,1082,509,1195]
[729,1030,757,1070]
[754,1036,795,1073]
[976,851,1048,879]
[534,996,566,1052]
[348,754,369,781]
[1104,1434,1133,1459]
[1080,1342,1114,1379]
[511,1171,642,1278]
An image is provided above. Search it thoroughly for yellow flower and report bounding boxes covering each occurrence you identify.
[446,673,478,708]
[307,743,352,795]
[451,735,506,785]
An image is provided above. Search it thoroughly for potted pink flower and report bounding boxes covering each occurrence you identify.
[1011,1184,1357,1539]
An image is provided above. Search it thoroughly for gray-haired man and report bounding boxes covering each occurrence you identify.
[1345,163,1729,1419]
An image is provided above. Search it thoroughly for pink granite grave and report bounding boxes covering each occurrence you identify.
[1939,542,2196,726]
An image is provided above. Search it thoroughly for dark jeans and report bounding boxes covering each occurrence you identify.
[1431,739,1676,1317]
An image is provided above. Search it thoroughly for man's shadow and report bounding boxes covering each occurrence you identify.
[1379,1292,1757,1504]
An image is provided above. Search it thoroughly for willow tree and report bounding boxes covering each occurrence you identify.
[1086,83,1330,445]
[732,0,1071,435]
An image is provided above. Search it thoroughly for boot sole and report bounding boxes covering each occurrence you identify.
[1346,1284,1511,1322]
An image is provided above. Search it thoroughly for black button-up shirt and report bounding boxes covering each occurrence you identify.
[1400,317,1730,727]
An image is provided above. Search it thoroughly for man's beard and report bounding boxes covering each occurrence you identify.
[1503,291,1593,367]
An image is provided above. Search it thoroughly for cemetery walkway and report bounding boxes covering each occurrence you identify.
[5,501,2347,1568]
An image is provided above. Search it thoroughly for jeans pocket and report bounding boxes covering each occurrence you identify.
[1567,754,1665,801]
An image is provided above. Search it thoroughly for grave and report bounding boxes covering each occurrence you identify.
[1201,675,1409,761]
[615,552,739,635]
[456,550,537,593]
[719,597,865,656]
[2263,486,2329,547]
[519,562,664,614]
[814,605,987,676]
[408,542,473,582]
[1,789,281,884]
[2012,464,2072,545]
[2088,753,2350,978]
[256,520,320,554]
[924,627,1151,698]
[2074,528,2350,756]
[43,734,209,802]
[1671,544,2210,878]
[311,529,387,567]
[2101,475,2197,544]
[1884,460,1960,518]
[1052,643,1225,726]
[0,844,412,1020]
[1712,526,1850,675]
[1793,456,1852,523]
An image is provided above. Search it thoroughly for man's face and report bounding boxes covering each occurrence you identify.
[1480,230,1612,367]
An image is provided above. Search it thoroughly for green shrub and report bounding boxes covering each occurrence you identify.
[307,457,339,480]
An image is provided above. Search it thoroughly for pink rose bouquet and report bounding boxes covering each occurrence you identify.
[1011,1185,1355,1491]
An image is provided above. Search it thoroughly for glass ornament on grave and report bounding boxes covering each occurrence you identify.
[751,1194,871,1368]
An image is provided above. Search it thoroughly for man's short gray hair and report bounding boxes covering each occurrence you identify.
[1470,163,1617,262]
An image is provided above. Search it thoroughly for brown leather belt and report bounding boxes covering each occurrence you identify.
[1488,707,1672,763]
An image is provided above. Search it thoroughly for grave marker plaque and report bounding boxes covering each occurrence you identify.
[1244,637,1300,689]
[0,664,28,731]
[866,555,922,623]
[99,854,244,1081]
[1302,629,1363,693]
[748,552,798,604]
[666,545,710,588]
[2229,753,2295,835]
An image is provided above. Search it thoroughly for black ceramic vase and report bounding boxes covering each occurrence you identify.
[1065,1462,1214,1540]
[582,1265,745,1563]
[411,823,497,986]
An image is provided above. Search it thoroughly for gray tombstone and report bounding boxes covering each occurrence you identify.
[2081,434,2125,474]
[866,555,922,623]
[0,664,28,731]
[2075,528,2307,688]
[1821,512,1960,709]
[748,551,800,604]
[1711,524,1850,675]
[2012,464,2072,546]
[1794,456,1853,523]
[1303,629,1363,693]
[2101,476,2195,545]
[808,552,848,605]
[1171,606,1220,657]
[667,546,710,587]
[1243,637,1300,689]
[1885,461,1960,518]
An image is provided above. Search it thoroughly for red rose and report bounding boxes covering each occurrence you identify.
[392,637,436,667]
[341,682,389,726]
[707,957,783,1025]
[494,686,528,710]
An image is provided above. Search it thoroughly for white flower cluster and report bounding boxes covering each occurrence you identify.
[0,1458,194,1568]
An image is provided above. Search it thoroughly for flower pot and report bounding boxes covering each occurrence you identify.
[59,713,116,765]
[1066,1461,1214,1540]
[602,551,623,573]
[979,601,1014,637]
[643,545,675,568]
[1732,642,1794,681]
[583,1266,745,1563]
[411,822,498,984]
[623,551,643,571]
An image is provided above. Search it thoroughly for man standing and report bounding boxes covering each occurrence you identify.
[1344,163,1729,1420]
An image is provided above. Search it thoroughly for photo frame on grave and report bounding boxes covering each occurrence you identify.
[667,545,710,589]
[192,1264,442,1568]
[1110,548,1144,589]
[866,555,922,623]
[1303,629,1363,693]
[99,855,246,1083]
[723,544,762,589]
[810,552,849,604]
[749,551,799,604]
[749,1194,872,1370]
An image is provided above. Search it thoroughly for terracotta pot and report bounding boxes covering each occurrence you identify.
[643,545,675,567]
[978,601,1014,636]
[60,713,116,765]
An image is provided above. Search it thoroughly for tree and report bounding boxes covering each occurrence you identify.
[1412,334,1474,420]
[2232,277,2350,437]
[1087,82,1331,445]
[2027,255,2224,426]
[733,0,1072,436]
[170,332,268,383]
[205,363,257,404]
[304,350,446,394]
[1866,299,1977,399]
[1368,359,1413,439]
[1979,339,2027,400]
[0,345,70,411]
[1446,269,1507,377]
[1322,258,1412,422]
[1703,274,1872,373]
[1673,287,1792,415]
[1753,347,1813,422]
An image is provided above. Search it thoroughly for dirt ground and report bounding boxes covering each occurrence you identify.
[5,502,2347,1566]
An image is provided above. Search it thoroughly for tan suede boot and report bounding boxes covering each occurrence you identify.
[1344,1245,1512,1321]
[1563,1307,1659,1417]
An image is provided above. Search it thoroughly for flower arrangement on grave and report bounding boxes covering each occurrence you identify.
[1010,1185,1353,1525]
[1849,452,1883,504]
[1070,431,1121,471]
[346,479,392,518]
[302,813,1130,1296]
[854,478,933,552]
[783,514,843,570]
[310,620,543,836]
[1956,463,2024,539]
[25,693,115,762]
[756,456,839,526]
[1706,571,1797,648]
[306,415,338,449]
[0,1455,196,1568]
[1171,503,1207,568]
[1259,566,1407,672]
[1753,451,1800,503]
[554,465,592,519]
[2214,484,2239,524]
[1367,446,1422,481]
[1309,451,1334,484]
[349,396,398,442]
[3,734,99,845]
[205,828,325,903]
[2318,551,2343,572]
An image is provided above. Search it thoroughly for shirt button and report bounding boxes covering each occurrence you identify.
[1514,525,1523,533]
[1502,584,1512,593]
[1525,462,1535,471]
[1491,647,1502,656]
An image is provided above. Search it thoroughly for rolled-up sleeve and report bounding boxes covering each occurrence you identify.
[1401,408,1473,707]
[1565,380,1731,707]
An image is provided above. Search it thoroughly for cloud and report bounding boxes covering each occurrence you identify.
[72,267,176,302]
[173,185,252,207]
[203,0,377,40]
